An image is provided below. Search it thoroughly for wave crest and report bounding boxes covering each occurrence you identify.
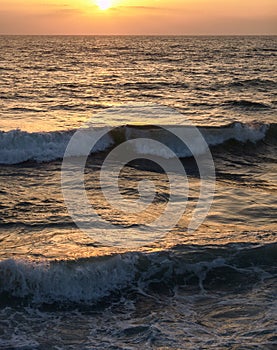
[0,122,272,165]
[0,244,275,305]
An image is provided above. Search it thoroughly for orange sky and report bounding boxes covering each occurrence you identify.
[0,0,276,35]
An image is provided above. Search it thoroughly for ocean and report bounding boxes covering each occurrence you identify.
[0,36,276,349]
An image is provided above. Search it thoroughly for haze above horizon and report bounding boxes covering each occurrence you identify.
[0,0,276,35]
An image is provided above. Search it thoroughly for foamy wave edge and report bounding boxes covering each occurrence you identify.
[0,244,275,304]
[0,122,273,165]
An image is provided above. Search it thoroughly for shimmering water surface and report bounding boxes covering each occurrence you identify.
[0,36,276,349]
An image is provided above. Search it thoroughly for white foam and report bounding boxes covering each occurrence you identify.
[0,255,138,303]
[0,123,268,164]
[202,122,268,146]
[0,128,113,164]
[124,123,268,158]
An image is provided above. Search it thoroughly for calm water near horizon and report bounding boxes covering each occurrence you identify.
[0,36,276,349]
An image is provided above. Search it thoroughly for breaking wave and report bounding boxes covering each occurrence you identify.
[0,243,275,305]
[0,122,274,165]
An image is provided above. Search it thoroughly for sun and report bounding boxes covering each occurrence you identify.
[96,0,112,10]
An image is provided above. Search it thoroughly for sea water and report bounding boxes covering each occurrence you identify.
[0,36,276,349]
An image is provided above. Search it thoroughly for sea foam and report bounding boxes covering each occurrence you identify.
[0,122,270,164]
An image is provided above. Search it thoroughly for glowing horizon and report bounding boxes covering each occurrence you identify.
[0,0,276,35]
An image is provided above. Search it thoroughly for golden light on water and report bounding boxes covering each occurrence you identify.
[96,0,112,10]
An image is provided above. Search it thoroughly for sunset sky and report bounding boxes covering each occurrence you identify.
[1,0,276,35]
